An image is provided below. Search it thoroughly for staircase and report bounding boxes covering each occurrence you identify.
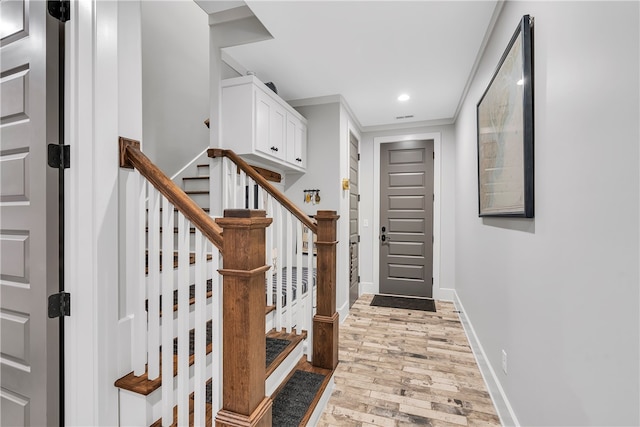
[115,140,338,426]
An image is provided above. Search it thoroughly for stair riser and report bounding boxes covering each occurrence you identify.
[118,353,214,427]
[265,340,304,397]
[183,178,210,193]
[186,192,210,209]
[196,165,210,177]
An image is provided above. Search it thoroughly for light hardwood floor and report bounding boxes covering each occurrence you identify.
[317,294,501,427]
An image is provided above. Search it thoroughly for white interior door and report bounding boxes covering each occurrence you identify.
[0,1,61,425]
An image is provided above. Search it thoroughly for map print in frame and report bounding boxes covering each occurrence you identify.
[477,15,534,217]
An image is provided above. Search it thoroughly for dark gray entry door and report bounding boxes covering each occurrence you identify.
[379,140,434,297]
[349,132,359,307]
[1,1,60,425]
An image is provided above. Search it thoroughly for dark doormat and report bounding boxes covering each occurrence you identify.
[370,294,436,312]
[266,337,291,367]
[272,370,326,426]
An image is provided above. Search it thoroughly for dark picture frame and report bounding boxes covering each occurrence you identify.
[477,15,534,217]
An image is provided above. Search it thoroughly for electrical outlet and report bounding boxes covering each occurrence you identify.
[501,349,508,374]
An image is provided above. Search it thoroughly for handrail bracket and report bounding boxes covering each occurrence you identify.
[119,137,140,169]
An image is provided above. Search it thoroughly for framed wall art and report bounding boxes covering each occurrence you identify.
[477,14,534,217]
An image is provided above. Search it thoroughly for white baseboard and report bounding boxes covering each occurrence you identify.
[337,300,349,324]
[436,287,455,302]
[306,373,335,427]
[360,281,377,296]
[453,291,520,426]
[360,282,453,302]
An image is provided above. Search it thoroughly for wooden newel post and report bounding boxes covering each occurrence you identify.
[313,210,340,370]
[215,209,273,427]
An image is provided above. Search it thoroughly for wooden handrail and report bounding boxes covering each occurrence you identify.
[120,137,223,250]
[208,148,318,234]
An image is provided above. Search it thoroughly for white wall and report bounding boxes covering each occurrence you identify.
[286,103,342,215]
[454,2,639,425]
[285,102,354,316]
[360,124,456,299]
[141,1,210,176]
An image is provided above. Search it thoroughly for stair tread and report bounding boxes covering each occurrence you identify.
[182,176,209,181]
[196,164,209,168]
[271,358,333,427]
[114,321,213,396]
[265,329,307,379]
[265,305,276,315]
[184,190,209,195]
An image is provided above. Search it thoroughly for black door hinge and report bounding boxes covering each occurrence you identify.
[48,144,70,169]
[358,275,360,282]
[48,292,71,318]
[357,194,360,202]
[48,0,70,22]
[358,153,360,161]
[357,235,361,243]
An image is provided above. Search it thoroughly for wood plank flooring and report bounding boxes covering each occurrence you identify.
[317,294,501,427]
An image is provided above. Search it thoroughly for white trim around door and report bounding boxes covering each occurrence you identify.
[373,132,444,300]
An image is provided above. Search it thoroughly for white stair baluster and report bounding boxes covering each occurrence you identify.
[306,225,314,362]
[259,187,266,211]
[130,171,146,375]
[147,186,161,380]
[296,220,304,334]
[161,197,175,426]
[194,230,207,426]
[176,213,190,427]
[266,194,273,307]
[275,204,283,331]
[286,212,293,333]
[247,176,255,209]
[210,247,222,420]
[221,157,228,211]
[239,170,247,209]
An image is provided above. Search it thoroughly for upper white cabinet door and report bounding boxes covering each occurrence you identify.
[286,113,305,169]
[255,88,286,161]
[295,122,307,169]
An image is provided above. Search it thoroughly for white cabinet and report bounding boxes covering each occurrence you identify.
[286,113,306,169]
[222,76,307,172]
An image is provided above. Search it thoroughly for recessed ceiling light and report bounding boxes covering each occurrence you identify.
[397,94,410,102]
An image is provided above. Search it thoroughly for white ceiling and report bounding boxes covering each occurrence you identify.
[222,1,501,129]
